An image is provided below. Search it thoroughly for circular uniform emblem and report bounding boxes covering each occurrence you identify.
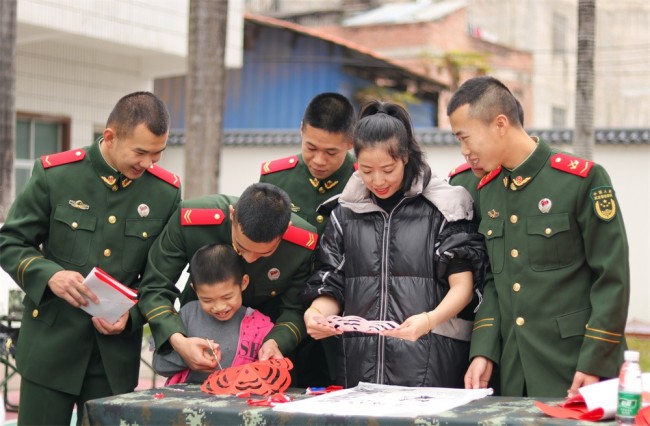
[267,268,281,281]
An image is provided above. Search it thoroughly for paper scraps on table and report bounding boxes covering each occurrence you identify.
[326,315,399,333]
[535,373,650,421]
[201,358,293,396]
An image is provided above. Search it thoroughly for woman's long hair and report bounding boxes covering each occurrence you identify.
[354,100,426,190]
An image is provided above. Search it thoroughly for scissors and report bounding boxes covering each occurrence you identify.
[204,337,223,370]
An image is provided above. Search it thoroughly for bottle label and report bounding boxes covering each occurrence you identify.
[617,392,641,417]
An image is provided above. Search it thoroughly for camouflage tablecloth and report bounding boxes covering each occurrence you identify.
[82,384,615,425]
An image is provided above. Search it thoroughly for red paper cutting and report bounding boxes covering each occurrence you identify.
[201,358,293,396]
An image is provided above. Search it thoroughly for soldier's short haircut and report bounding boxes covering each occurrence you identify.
[446,76,522,128]
[234,183,291,242]
[106,91,170,138]
[302,92,356,139]
[189,244,245,288]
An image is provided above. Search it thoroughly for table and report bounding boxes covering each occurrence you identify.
[82,384,615,425]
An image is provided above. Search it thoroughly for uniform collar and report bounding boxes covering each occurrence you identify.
[300,152,356,193]
[502,137,551,191]
[89,140,133,191]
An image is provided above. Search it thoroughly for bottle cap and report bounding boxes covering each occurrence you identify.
[624,350,640,362]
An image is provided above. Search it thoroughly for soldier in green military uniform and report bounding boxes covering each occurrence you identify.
[447,76,629,398]
[259,93,356,386]
[0,92,181,425]
[139,183,318,371]
[259,93,356,235]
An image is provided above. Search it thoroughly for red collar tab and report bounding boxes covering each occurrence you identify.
[550,153,593,178]
[146,164,181,188]
[41,149,86,169]
[180,208,226,226]
[282,225,318,250]
[260,156,299,175]
[448,162,471,178]
[477,166,502,189]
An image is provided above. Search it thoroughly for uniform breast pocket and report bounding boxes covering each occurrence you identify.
[50,204,97,266]
[527,213,575,271]
[479,219,504,274]
[122,219,163,272]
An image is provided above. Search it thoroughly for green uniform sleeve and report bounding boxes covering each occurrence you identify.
[263,250,311,355]
[574,166,629,378]
[468,271,502,364]
[138,207,188,352]
[0,161,64,305]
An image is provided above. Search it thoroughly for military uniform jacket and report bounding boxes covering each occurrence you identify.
[0,142,181,395]
[138,194,318,356]
[259,153,356,235]
[470,139,629,397]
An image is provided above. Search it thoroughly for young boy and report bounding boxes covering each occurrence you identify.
[152,244,273,384]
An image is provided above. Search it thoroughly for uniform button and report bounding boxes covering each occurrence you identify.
[513,283,521,292]
[142,232,148,239]
[545,228,552,235]
[71,222,79,229]
[214,213,220,221]
[318,187,325,194]
[516,317,525,326]
[270,291,277,297]
[111,185,118,192]
[104,249,112,257]
[32,309,39,318]
[108,215,117,224]
[316,215,324,224]
[511,249,519,258]
[487,230,493,236]
[510,215,518,224]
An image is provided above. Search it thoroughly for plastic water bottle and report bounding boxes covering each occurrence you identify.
[616,350,642,425]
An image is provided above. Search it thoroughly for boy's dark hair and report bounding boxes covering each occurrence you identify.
[106,91,170,138]
[234,183,291,242]
[446,76,522,128]
[302,93,356,139]
[189,244,245,287]
[354,100,427,191]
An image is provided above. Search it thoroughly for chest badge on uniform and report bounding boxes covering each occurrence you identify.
[267,268,281,281]
[591,186,617,221]
[487,209,500,219]
[137,204,150,218]
[538,198,552,214]
[69,200,90,210]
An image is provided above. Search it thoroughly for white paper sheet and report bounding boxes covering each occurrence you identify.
[273,382,493,417]
[80,267,137,323]
[578,373,650,419]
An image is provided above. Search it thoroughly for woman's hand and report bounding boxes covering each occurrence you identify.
[381,312,430,341]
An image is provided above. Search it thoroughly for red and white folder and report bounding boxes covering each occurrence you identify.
[80,267,137,323]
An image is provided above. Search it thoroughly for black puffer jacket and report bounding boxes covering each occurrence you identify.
[302,168,488,388]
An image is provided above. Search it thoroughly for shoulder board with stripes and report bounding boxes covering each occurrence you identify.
[477,166,502,190]
[550,153,593,178]
[282,225,318,250]
[146,164,181,188]
[180,208,226,226]
[260,156,299,175]
[41,149,86,169]
[448,162,471,178]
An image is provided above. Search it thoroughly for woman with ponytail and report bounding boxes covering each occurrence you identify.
[302,100,488,388]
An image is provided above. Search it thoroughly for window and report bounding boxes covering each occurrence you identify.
[14,114,70,195]
[552,12,567,55]
[552,106,566,128]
